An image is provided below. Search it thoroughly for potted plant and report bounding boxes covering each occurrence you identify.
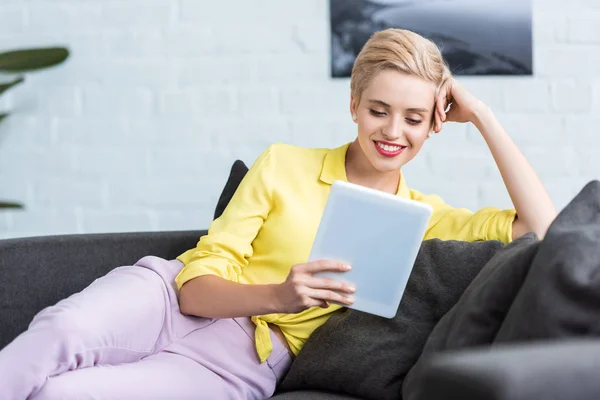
[0,46,70,209]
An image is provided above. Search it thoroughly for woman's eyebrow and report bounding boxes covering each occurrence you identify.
[406,107,429,113]
[367,99,391,108]
[367,99,429,114]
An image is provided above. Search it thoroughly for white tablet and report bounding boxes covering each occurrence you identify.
[308,180,433,319]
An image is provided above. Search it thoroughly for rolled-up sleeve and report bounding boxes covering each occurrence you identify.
[414,192,517,244]
[175,145,276,290]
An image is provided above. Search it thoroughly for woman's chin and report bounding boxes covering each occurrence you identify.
[368,155,405,172]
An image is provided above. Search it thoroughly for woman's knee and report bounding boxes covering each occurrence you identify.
[133,256,184,287]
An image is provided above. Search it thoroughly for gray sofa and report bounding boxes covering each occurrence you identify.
[2,230,600,400]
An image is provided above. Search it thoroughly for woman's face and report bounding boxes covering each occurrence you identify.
[350,69,437,173]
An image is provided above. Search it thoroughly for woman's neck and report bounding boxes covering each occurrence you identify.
[345,140,401,195]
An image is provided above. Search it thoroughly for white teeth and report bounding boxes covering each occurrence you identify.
[376,142,402,152]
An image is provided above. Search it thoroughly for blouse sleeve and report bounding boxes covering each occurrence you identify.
[175,145,276,290]
[412,189,517,244]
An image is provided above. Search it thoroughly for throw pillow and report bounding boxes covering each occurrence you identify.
[494,180,600,342]
[279,238,505,400]
[213,160,248,220]
[402,232,539,400]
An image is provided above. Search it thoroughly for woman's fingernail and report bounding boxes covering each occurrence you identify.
[348,286,356,293]
[344,264,352,270]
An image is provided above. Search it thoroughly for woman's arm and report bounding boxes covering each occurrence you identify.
[179,261,355,318]
[179,275,279,318]
[433,79,557,240]
[472,106,557,240]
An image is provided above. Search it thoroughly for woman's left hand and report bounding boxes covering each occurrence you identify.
[433,78,488,133]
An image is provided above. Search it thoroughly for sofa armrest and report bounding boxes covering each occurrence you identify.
[413,339,600,400]
[0,230,206,349]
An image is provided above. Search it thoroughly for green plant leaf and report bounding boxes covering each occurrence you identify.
[0,76,24,96]
[0,113,8,123]
[0,47,69,73]
[0,201,23,209]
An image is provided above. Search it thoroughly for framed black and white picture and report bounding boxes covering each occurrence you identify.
[330,0,533,78]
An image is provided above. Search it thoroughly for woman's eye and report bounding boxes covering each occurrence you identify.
[369,109,386,117]
[406,118,422,125]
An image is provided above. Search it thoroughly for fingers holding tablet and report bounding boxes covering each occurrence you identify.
[297,259,352,274]
[308,288,355,308]
[275,260,355,313]
[308,276,356,294]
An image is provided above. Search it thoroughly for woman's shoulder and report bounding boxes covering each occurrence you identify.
[251,142,342,187]
[408,187,447,207]
[263,142,332,157]
[258,142,337,168]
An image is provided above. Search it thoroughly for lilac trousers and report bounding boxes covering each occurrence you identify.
[0,256,292,400]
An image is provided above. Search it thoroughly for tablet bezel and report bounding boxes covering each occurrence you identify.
[308,180,433,318]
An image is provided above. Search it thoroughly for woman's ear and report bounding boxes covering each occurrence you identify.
[426,121,435,139]
[428,109,437,136]
[350,96,358,122]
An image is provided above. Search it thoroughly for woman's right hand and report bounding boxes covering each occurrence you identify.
[274,260,356,314]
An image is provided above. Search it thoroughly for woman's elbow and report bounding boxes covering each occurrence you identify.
[178,279,208,317]
[512,217,553,241]
[178,276,219,318]
[532,212,558,240]
[178,283,194,316]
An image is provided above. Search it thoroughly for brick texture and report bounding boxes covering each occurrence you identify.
[0,0,598,238]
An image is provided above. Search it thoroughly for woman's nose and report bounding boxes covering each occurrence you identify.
[383,119,403,140]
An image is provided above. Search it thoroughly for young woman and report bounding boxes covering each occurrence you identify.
[0,29,556,400]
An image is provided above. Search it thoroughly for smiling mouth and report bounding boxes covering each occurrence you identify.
[373,140,407,157]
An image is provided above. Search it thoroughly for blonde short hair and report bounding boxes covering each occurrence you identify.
[350,28,451,104]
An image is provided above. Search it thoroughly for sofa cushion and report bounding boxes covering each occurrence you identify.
[213,160,248,220]
[402,232,538,400]
[494,180,600,342]
[279,238,505,400]
[0,230,204,350]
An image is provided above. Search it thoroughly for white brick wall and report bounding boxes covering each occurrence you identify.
[0,0,599,239]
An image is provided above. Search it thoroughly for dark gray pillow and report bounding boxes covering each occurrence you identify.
[213,160,248,220]
[279,238,505,400]
[403,232,539,400]
[494,180,600,342]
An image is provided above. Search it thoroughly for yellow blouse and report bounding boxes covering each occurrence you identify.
[175,142,516,363]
